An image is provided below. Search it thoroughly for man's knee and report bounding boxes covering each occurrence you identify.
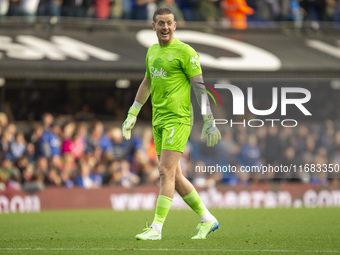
[158,164,175,182]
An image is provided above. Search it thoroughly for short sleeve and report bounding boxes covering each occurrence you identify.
[181,45,202,78]
[145,48,151,78]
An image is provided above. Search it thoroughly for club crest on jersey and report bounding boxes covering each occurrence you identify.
[167,53,175,61]
[150,66,167,79]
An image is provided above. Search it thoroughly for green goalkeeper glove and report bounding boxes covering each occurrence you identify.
[201,113,221,147]
[122,102,142,140]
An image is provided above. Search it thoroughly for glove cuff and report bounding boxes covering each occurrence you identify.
[202,113,214,123]
[128,101,143,116]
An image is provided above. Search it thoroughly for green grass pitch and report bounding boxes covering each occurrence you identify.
[0,208,340,255]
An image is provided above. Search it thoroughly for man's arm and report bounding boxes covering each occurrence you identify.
[122,76,151,140]
[191,74,211,112]
[135,76,151,105]
[190,74,221,147]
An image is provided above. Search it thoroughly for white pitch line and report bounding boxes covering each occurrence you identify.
[0,248,339,253]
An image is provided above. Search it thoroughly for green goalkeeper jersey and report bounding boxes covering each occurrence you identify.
[145,38,202,127]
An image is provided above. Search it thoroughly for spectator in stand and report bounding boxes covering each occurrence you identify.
[45,167,63,186]
[61,121,76,155]
[24,142,36,163]
[0,157,20,188]
[290,0,303,27]
[120,159,140,188]
[21,163,34,184]
[279,146,301,181]
[10,132,26,160]
[310,147,329,184]
[159,0,186,24]
[75,104,96,122]
[50,154,62,171]
[106,160,122,185]
[71,123,87,160]
[295,125,309,154]
[240,133,261,167]
[111,0,122,19]
[300,0,327,29]
[219,130,240,166]
[0,112,8,130]
[121,0,133,19]
[60,168,74,187]
[132,148,158,184]
[7,0,21,16]
[132,0,156,20]
[109,127,131,160]
[6,169,21,190]
[334,0,340,24]
[60,153,76,172]
[196,0,222,22]
[38,0,62,19]
[16,156,29,174]
[38,120,61,159]
[62,0,94,17]
[86,121,113,161]
[222,0,253,29]
[35,156,49,182]
[177,0,197,21]
[0,126,13,160]
[19,0,40,22]
[93,161,107,180]
[254,0,280,21]
[129,127,158,184]
[94,0,113,19]
[29,125,43,159]
[75,159,102,188]
[0,0,9,18]
[264,126,283,165]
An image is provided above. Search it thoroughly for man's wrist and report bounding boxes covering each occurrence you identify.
[128,101,143,116]
[202,107,213,122]
[132,101,143,110]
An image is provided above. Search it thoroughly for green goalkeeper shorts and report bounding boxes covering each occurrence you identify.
[153,123,191,156]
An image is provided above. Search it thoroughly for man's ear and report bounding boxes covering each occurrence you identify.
[174,21,177,31]
[152,22,156,31]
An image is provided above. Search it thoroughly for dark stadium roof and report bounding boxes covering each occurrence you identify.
[0,20,340,80]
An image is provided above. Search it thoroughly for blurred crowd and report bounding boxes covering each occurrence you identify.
[190,121,340,187]
[1,110,340,192]
[0,112,160,191]
[0,0,339,28]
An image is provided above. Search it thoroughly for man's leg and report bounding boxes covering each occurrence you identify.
[151,150,182,232]
[175,162,219,239]
[136,150,181,240]
[175,162,215,222]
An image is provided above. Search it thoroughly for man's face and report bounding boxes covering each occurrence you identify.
[153,14,176,46]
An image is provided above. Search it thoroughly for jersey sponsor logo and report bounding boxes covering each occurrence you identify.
[149,66,167,79]
[190,55,200,69]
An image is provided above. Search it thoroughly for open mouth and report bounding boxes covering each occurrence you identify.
[161,31,170,36]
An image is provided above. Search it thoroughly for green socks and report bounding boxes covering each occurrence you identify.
[153,195,173,225]
[182,189,207,217]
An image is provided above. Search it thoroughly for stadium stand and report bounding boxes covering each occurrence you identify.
[0,1,340,192]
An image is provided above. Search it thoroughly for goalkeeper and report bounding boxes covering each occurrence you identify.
[122,7,222,240]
